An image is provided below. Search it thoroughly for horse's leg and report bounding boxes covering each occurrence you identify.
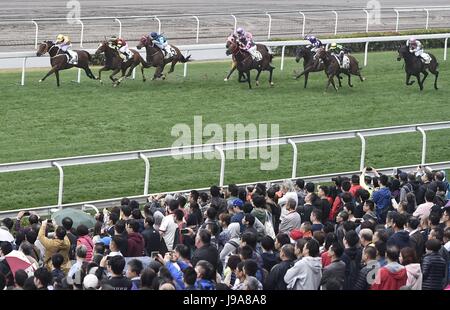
[153,66,163,80]
[246,70,252,89]
[295,65,311,80]
[255,69,262,87]
[337,73,342,87]
[421,70,428,86]
[225,63,237,81]
[268,66,274,86]
[405,73,414,86]
[141,65,147,82]
[109,68,121,83]
[39,65,59,83]
[346,72,353,87]
[433,69,439,90]
[304,72,309,88]
[415,74,423,91]
[55,70,60,87]
[84,66,96,80]
[168,59,177,73]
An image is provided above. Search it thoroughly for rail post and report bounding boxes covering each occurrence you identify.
[417,127,427,165]
[139,153,150,196]
[21,57,28,86]
[114,18,122,37]
[231,14,237,32]
[215,146,225,187]
[332,11,338,35]
[394,9,400,32]
[363,9,369,33]
[299,11,306,37]
[52,162,64,209]
[287,139,298,179]
[266,13,272,40]
[280,45,286,71]
[31,20,39,49]
[357,133,366,171]
[193,16,200,43]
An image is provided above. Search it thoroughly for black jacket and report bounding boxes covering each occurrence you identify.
[320,259,346,289]
[387,230,412,250]
[422,252,446,290]
[191,244,220,273]
[341,246,362,290]
[261,252,279,273]
[353,260,379,290]
[409,230,425,259]
[264,260,294,290]
[141,227,161,255]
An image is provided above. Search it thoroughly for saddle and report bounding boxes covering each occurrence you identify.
[65,50,78,65]
[333,54,350,69]
[419,53,432,64]
[163,45,176,59]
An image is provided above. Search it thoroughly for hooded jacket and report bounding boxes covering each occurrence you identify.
[387,230,411,250]
[341,246,362,290]
[371,262,407,290]
[126,232,145,257]
[405,263,423,290]
[284,256,322,290]
[219,223,241,265]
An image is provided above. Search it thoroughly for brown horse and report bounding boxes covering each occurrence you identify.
[95,41,148,86]
[36,41,96,87]
[136,35,191,80]
[315,47,365,91]
[294,45,326,88]
[225,35,274,89]
[224,35,248,82]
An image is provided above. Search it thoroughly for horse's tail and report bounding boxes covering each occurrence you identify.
[180,54,191,63]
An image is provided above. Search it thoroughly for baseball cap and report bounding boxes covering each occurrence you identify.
[83,274,99,290]
[98,236,111,246]
[290,229,303,241]
[232,198,244,209]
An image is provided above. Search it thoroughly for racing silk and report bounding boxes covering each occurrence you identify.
[238,32,255,50]
[407,40,423,54]
[153,34,167,47]
[308,38,322,49]
[328,44,344,54]
[55,36,72,52]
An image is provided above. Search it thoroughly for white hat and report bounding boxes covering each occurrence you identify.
[83,274,99,290]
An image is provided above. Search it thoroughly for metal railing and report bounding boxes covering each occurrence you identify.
[1,6,450,50]
[1,32,449,85]
[0,121,449,215]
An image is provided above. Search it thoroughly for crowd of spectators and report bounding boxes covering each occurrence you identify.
[0,165,449,290]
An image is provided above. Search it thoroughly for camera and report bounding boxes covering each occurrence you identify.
[366,167,372,171]
[23,211,30,216]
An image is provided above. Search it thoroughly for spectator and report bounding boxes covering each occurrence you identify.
[191,230,219,274]
[140,268,156,290]
[33,267,52,290]
[317,185,332,221]
[359,228,374,250]
[14,270,28,290]
[38,219,71,271]
[413,190,436,220]
[242,214,257,237]
[51,253,65,285]
[100,255,132,290]
[159,199,179,251]
[310,209,323,232]
[362,200,377,223]
[217,213,232,251]
[194,260,216,290]
[68,245,87,278]
[320,242,346,290]
[223,255,241,288]
[226,184,239,208]
[210,185,227,214]
[278,180,298,217]
[400,247,422,290]
[126,259,143,290]
[354,246,379,290]
[108,236,124,257]
[230,199,245,232]
[264,244,295,290]
[371,245,407,290]
[387,213,411,250]
[0,241,14,287]
[407,216,425,258]
[279,199,301,234]
[125,219,145,257]
[142,216,161,256]
[260,236,277,272]
[61,217,77,259]
[422,239,447,290]
[183,267,198,290]
[284,239,322,290]
[76,224,94,262]
[251,195,267,225]
[372,174,392,223]
[245,275,263,290]
[219,222,241,266]
[321,232,337,268]
[341,230,362,290]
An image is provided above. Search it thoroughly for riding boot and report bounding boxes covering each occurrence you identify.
[66,51,72,63]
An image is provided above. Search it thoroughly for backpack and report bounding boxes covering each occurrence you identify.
[264,211,276,239]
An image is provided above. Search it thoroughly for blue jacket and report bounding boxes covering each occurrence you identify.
[194,279,215,290]
[387,230,411,250]
[165,260,191,290]
[372,187,392,223]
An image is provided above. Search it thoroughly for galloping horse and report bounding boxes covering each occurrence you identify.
[315,48,365,91]
[95,41,148,86]
[36,41,96,87]
[224,35,247,82]
[294,46,326,88]
[136,35,191,81]
[397,45,439,91]
[225,35,274,89]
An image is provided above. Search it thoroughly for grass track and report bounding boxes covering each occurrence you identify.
[1,49,449,210]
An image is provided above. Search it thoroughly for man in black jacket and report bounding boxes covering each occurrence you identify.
[141,216,161,255]
[321,242,346,290]
[422,239,446,290]
[407,216,425,259]
[191,230,219,274]
[354,246,379,290]
[264,244,295,290]
[341,230,362,290]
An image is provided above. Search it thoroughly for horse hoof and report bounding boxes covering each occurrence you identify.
[255,81,259,87]
[38,79,42,83]
[224,78,228,82]
[270,82,274,86]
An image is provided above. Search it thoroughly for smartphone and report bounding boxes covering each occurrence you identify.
[151,251,159,259]
[180,228,189,234]
[391,198,399,209]
[23,211,30,216]
[47,219,53,224]
[366,167,372,171]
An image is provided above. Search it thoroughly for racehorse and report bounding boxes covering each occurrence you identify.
[225,35,274,89]
[315,47,365,91]
[294,46,326,88]
[397,45,439,91]
[95,41,148,86]
[136,35,191,81]
[224,35,248,82]
[36,41,96,87]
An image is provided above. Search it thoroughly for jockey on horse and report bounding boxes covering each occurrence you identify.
[406,37,432,64]
[326,42,350,69]
[149,32,173,58]
[235,27,262,62]
[55,34,77,64]
[305,35,323,56]
[108,35,133,61]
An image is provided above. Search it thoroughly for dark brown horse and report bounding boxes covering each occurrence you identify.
[224,35,247,82]
[36,41,96,87]
[136,35,191,80]
[225,36,274,89]
[397,45,439,91]
[315,48,365,91]
[294,46,326,88]
[95,41,148,86]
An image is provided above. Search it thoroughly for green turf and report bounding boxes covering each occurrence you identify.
[1,49,450,210]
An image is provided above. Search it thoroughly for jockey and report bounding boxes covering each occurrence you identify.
[304,35,323,53]
[327,42,345,65]
[55,34,76,64]
[149,32,172,57]
[109,35,132,61]
[406,37,431,64]
[235,27,261,61]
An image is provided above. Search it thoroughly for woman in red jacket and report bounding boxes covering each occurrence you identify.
[76,224,94,262]
[371,245,407,290]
